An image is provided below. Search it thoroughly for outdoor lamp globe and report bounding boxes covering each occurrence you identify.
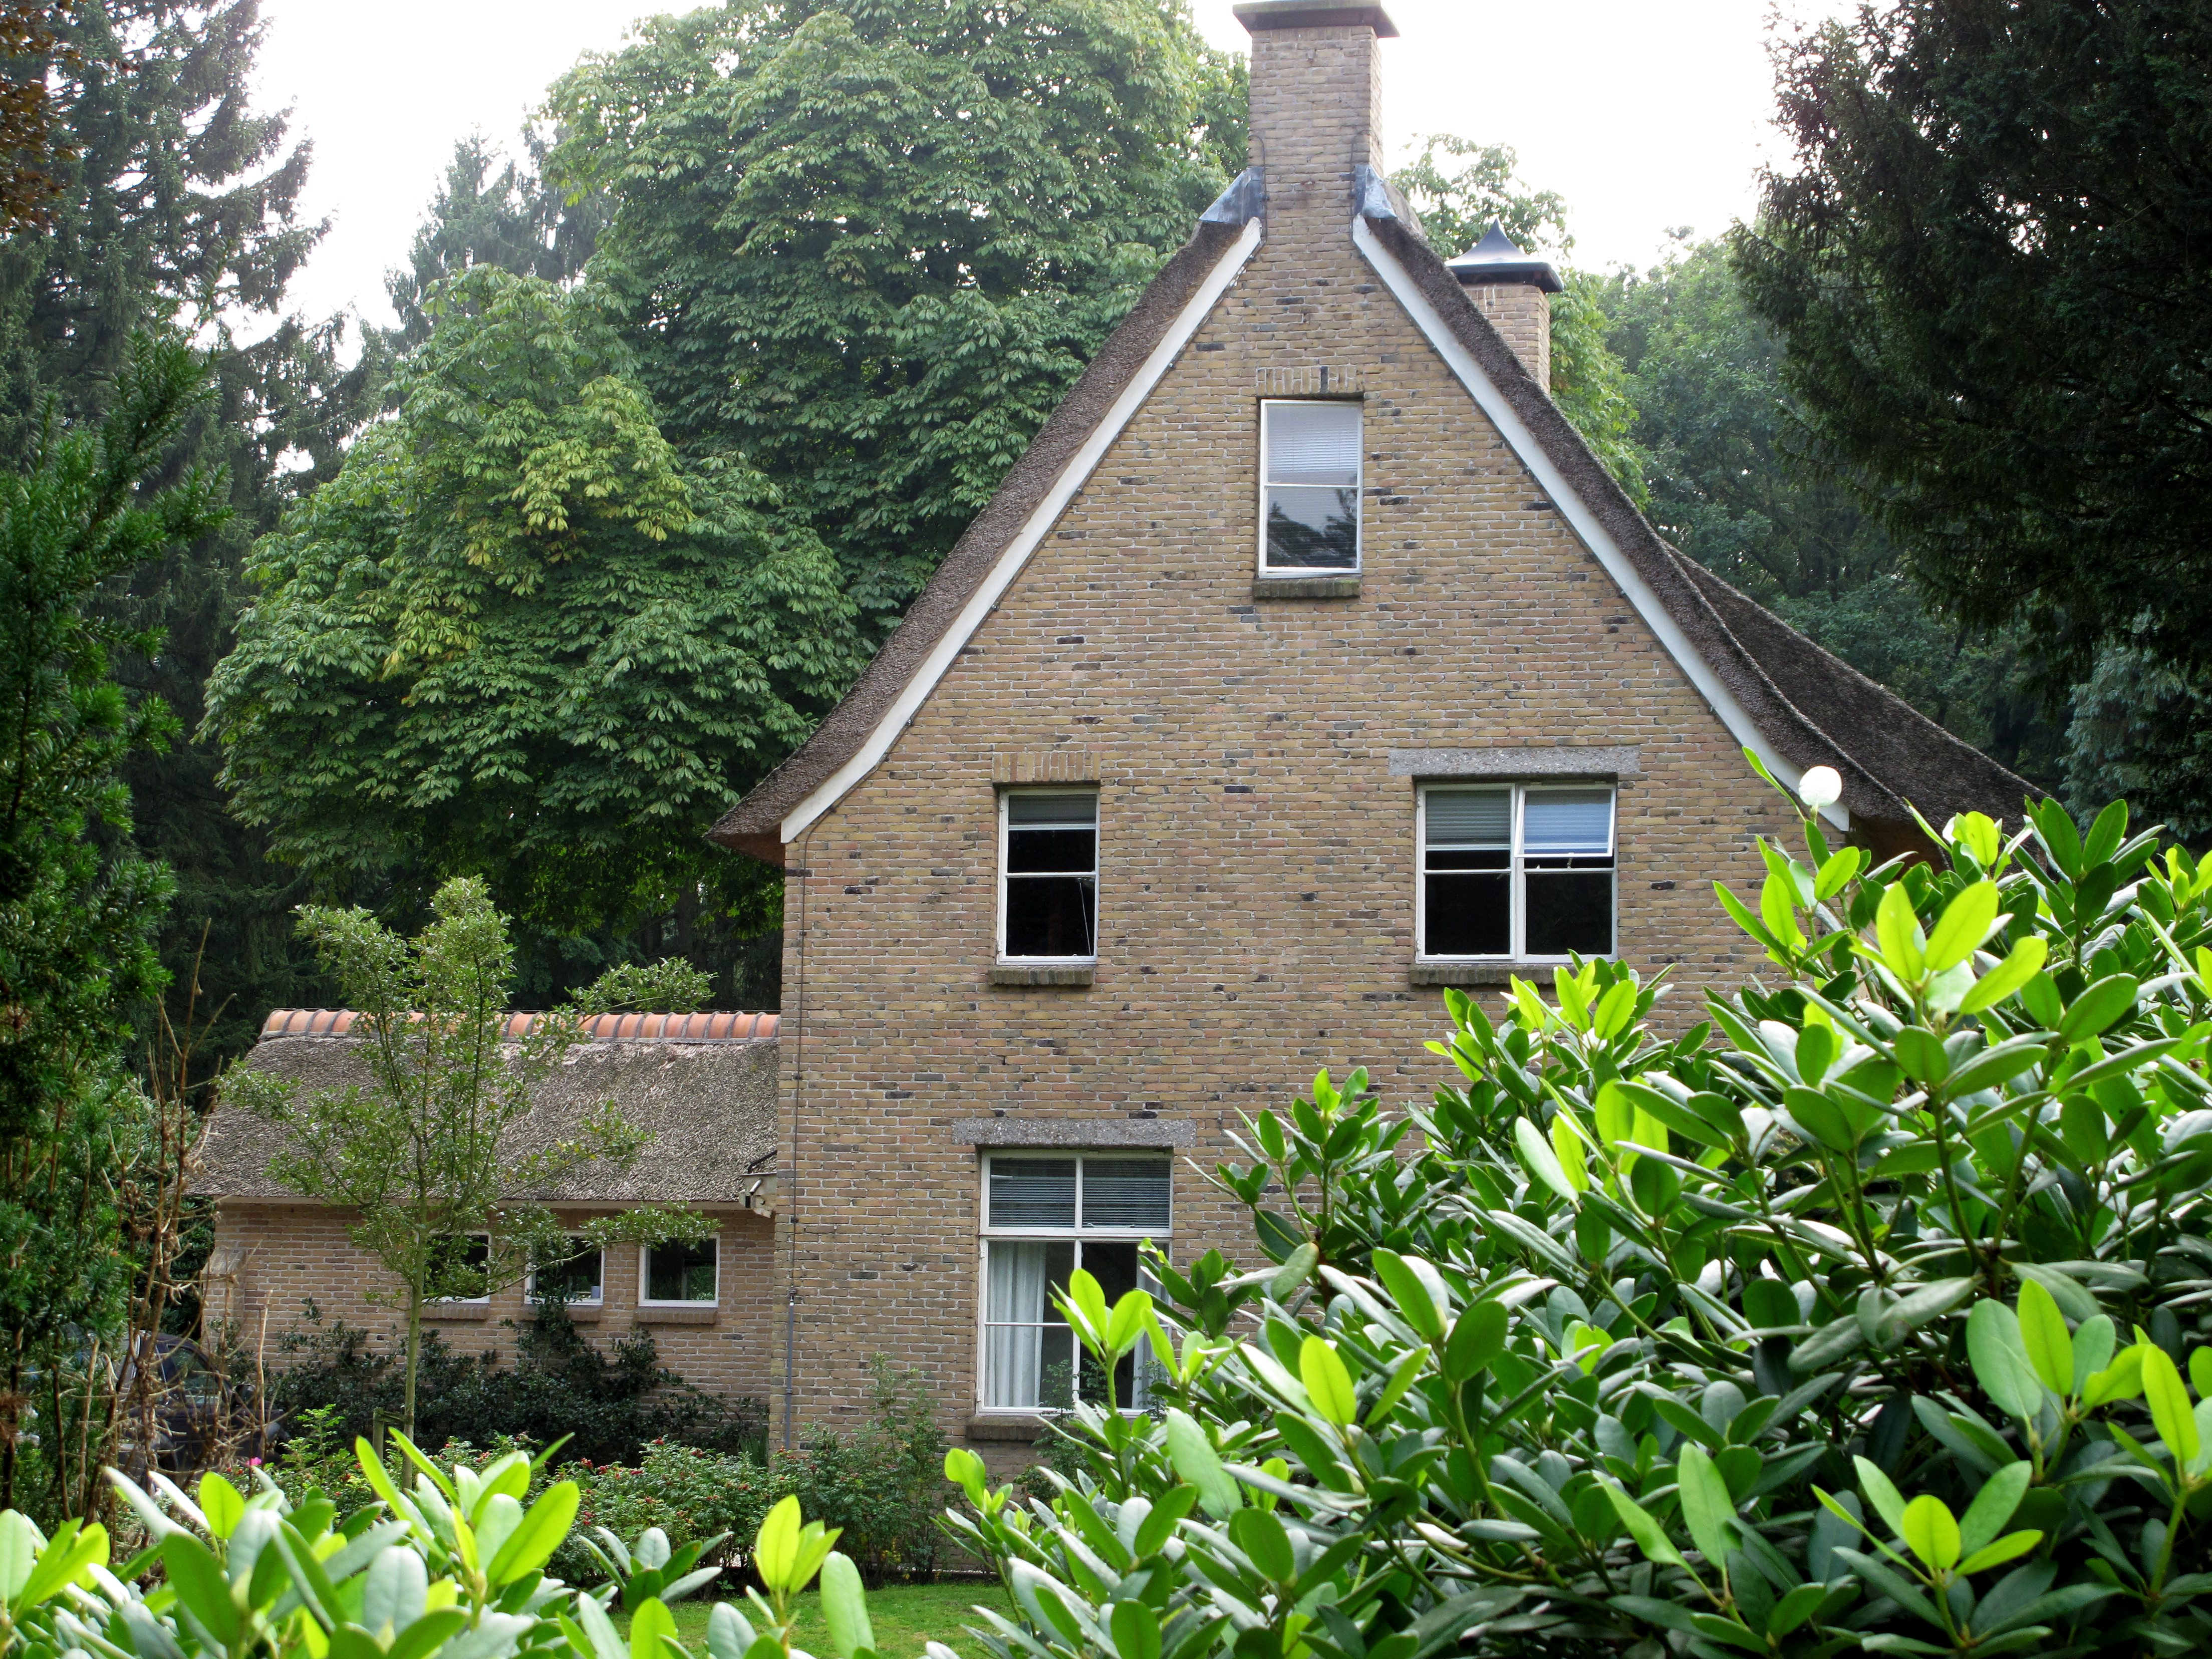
[1798,765,1843,809]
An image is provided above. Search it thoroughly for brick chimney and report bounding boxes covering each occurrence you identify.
[1448,221,1563,388]
[1234,2,1397,223]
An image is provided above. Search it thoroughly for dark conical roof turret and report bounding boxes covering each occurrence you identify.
[1448,221,1563,293]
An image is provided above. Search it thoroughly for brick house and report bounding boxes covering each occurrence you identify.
[199,1,2027,1457]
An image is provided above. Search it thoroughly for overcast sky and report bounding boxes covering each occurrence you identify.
[251,0,1849,337]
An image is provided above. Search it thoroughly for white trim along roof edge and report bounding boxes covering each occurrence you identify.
[1349,215,1848,832]
[779,215,1268,845]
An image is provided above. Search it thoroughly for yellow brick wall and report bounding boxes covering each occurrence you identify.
[766,20,1790,1460]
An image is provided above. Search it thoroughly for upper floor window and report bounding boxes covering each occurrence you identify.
[1000,790,1097,961]
[1260,399,1360,572]
[1419,784,1615,960]
[979,1154,1169,1413]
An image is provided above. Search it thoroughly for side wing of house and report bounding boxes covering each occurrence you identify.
[195,1012,783,1409]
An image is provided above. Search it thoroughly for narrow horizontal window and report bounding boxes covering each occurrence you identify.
[1001,790,1097,961]
[643,1237,717,1304]
[1420,784,1615,960]
[1261,400,1360,572]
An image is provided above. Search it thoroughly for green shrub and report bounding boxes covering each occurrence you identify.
[267,1298,767,1465]
[944,779,2212,1658]
[0,1437,912,1659]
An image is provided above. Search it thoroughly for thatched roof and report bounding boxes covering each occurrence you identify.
[195,1020,780,1206]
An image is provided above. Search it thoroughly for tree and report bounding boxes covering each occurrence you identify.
[0,1,385,1072]
[1390,135,1642,502]
[545,0,1247,626]
[0,2,71,232]
[204,268,861,1003]
[1735,0,2212,820]
[1600,235,2062,789]
[226,875,716,1440]
[0,332,225,1513]
[381,129,606,355]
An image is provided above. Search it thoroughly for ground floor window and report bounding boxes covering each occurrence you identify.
[528,1237,603,1306]
[428,1233,490,1303]
[980,1154,1168,1411]
[643,1236,717,1304]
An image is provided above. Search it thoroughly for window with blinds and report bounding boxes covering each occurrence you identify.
[1261,400,1360,571]
[979,1154,1170,1414]
[1000,790,1097,960]
[1420,784,1616,959]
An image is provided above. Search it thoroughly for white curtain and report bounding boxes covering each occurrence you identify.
[984,1242,1050,1408]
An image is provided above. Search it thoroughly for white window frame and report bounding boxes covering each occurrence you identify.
[639,1234,719,1307]
[525,1236,605,1306]
[975,1153,1170,1415]
[1415,782,1618,962]
[429,1232,492,1304]
[1257,398,1363,576]
[996,788,1099,965]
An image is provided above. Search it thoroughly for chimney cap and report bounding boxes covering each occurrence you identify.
[1448,220,1565,295]
[1233,2,1400,38]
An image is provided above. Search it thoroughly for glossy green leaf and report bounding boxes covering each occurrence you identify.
[1229,1508,1296,1582]
[196,1473,244,1540]
[1957,1462,2030,1558]
[1514,1116,1579,1203]
[2083,1343,2147,1407]
[1875,882,1925,979]
[1676,1443,1736,1568]
[486,1480,578,1585]
[1959,934,2050,1014]
[752,1495,800,1591]
[1300,1335,1357,1426]
[1371,1249,1445,1342]
[630,1597,677,1659]
[1924,881,2000,972]
[1852,1456,1908,1537]
[1444,1300,1509,1381]
[161,1533,239,1646]
[1602,1482,1688,1570]
[2142,1345,2199,1467]
[2055,975,2140,1045]
[819,1552,874,1659]
[2016,1280,2073,1395]
[1110,1599,1163,1659]
[1957,1531,2044,1576]
[1164,1409,1240,1518]
[1967,1300,2044,1420]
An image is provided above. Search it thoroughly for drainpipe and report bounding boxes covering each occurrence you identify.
[783,822,817,1450]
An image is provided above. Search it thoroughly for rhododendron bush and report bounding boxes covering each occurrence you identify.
[948,771,2212,1658]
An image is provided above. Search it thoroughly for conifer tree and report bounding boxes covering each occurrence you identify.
[0,1,381,1069]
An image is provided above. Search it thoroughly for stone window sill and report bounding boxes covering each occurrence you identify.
[422,1303,491,1322]
[1409,961,1557,987]
[1252,575,1360,600]
[635,1304,717,1325]
[965,1415,1052,1443]
[989,964,1095,986]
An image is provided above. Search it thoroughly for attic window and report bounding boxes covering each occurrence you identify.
[1260,400,1361,572]
[1419,784,1615,960]
[1000,790,1097,961]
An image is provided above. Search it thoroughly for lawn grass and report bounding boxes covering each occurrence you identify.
[626,1581,1012,1659]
